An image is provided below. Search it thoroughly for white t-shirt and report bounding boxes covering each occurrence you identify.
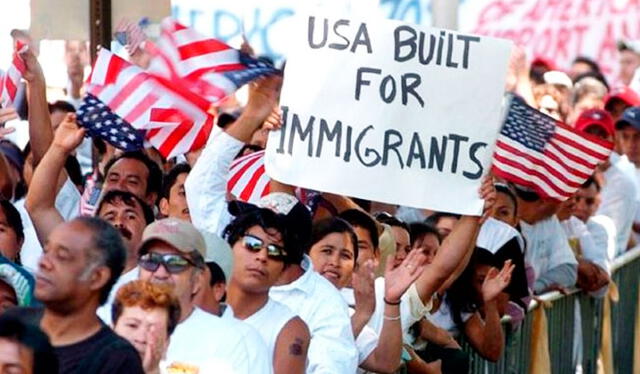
[163,307,272,374]
[598,161,638,256]
[520,215,578,292]
[223,298,296,362]
[96,267,139,323]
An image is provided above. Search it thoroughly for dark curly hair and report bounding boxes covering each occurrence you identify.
[223,208,302,265]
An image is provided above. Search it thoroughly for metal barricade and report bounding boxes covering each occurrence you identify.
[610,248,640,374]
[458,247,640,374]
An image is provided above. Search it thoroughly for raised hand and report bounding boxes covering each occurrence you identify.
[384,248,428,304]
[19,47,44,84]
[52,113,85,154]
[353,259,377,319]
[143,324,166,374]
[479,174,496,223]
[263,106,283,132]
[481,260,514,302]
[244,75,283,124]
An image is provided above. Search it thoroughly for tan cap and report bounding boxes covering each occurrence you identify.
[140,218,206,260]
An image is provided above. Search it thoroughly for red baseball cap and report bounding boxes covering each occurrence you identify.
[531,56,556,71]
[575,109,615,137]
[605,86,640,110]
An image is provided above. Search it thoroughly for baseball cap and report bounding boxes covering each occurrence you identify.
[139,218,206,265]
[575,109,615,137]
[531,56,556,71]
[615,106,640,131]
[0,256,35,307]
[201,230,233,281]
[618,39,640,54]
[544,71,573,89]
[604,86,640,110]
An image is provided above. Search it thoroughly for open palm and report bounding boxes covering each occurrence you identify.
[384,249,428,303]
[481,260,514,302]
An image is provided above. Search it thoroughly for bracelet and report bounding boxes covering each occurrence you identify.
[383,314,401,321]
[384,297,401,305]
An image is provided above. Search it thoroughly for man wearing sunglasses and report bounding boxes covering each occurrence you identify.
[223,204,310,374]
[137,218,271,374]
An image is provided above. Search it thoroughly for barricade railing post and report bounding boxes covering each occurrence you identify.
[459,247,640,373]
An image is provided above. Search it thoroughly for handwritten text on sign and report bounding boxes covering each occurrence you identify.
[265,15,512,215]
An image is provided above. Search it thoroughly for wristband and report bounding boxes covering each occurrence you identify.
[383,314,401,321]
[384,297,401,305]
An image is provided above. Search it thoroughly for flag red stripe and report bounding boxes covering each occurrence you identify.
[493,153,571,197]
[553,133,608,164]
[543,145,591,179]
[189,116,214,153]
[497,140,586,186]
[185,63,246,81]
[491,166,565,200]
[228,156,261,191]
[123,94,160,125]
[261,182,271,198]
[231,151,263,169]
[105,73,149,110]
[548,137,598,169]
[239,164,266,201]
[146,128,161,138]
[177,39,231,60]
[104,56,129,85]
[157,120,192,157]
[4,78,16,101]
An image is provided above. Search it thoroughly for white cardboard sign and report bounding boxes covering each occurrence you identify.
[265,14,512,215]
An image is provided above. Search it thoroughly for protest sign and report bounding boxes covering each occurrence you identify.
[265,14,512,215]
[459,0,640,81]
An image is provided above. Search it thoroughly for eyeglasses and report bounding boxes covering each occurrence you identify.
[138,253,194,274]
[242,234,287,259]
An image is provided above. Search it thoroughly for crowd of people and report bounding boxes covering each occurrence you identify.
[0,15,639,374]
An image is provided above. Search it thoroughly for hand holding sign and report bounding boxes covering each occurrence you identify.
[266,14,512,215]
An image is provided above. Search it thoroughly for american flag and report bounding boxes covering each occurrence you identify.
[76,94,145,151]
[492,95,613,200]
[0,41,26,108]
[85,49,213,158]
[147,18,278,104]
[114,18,148,55]
[228,150,271,203]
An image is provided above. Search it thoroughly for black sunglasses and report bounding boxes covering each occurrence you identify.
[242,234,287,259]
[139,253,195,274]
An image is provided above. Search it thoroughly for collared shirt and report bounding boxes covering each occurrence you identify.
[598,162,638,256]
[520,215,578,293]
[270,256,359,374]
[163,307,272,374]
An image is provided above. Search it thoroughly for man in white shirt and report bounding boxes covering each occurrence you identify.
[571,177,617,295]
[614,106,640,245]
[514,185,578,293]
[137,218,271,373]
[185,75,359,373]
